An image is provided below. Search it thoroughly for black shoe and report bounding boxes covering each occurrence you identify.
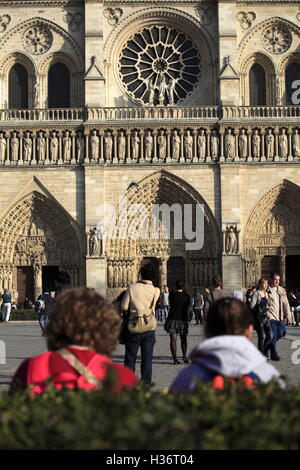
[182,357,189,364]
[173,358,180,364]
[271,356,281,361]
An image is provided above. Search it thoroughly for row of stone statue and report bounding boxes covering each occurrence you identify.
[1,127,300,164]
[187,258,219,286]
[107,262,137,288]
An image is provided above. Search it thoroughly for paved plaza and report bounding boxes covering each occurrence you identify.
[1,321,300,392]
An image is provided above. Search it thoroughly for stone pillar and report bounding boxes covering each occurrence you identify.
[179,129,184,163]
[84,132,90,164]
[99,130,104,163]
[246,128,252,161]
[206,129,211,163]
[280,247,286,287]
[274,127,279,161]
[159,257,169,288]
[166,130,171,163]
[18,133,23,165]
[234,129,239,162]
[58,131,63,164]
[5,134,10,166]
[126,131,131,163]
[45,130,50,165]
[113,130,118,163]
[219,129,225,161]
[31,131,37,165]
[288,128,293,162]
[71,131,76,164]
[34,266,43,300]
[153,130,158,163]
[140,129,145,163]
[260,128,266,162]
[193,128,198,163]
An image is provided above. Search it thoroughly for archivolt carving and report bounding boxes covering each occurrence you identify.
[0,191,81,266]
[38,51,77,75]
[278,52,300,74]
[0,51,37,76]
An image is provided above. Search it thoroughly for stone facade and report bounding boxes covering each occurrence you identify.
[0,0,300,302]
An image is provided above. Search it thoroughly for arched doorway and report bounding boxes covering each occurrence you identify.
[243,180,300,289]
[48,63,70,108]
[0,192,82,305]
[285,62,300,105]
[9,63,28,109]
[249,63,266,105]
[106,171,220,300]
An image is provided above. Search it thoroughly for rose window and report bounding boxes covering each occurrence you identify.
[261,25,292,54]
[23,24,53,55]
[119,26,202,105]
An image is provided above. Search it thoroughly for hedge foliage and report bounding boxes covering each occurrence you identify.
[9,309,38,321]
[1,380,300,450]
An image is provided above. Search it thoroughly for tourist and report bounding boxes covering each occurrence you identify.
[1,289,12,323]
[160,285,170,323]
[54,271,72,297]
[23,297,30,309]
[246,286,256,308]
[121,263,160,384]
[264,272,291,361]
[169,298,284,392]
[203,275,226,318]
[249,278,272,355]
[10,288,137,394]
[164,280,191,364]
[36,287,54,336]
[192,288,204,325]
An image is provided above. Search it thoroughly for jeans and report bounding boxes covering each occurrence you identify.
[124,330,156,384]
[254,317,272,354]
[266,320,286,359]
[39,311,48,333]
[2,303,11,322]
[193,307,203,324]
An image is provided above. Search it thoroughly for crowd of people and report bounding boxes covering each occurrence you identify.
[6,268,293,395]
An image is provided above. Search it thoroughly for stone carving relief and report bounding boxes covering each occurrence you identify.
[266,129,275,159]
[88,227,103,257]
[0,132,6,162]
[23,24,53,55]
[236,11,256,30]
[119,26,202,106]
[104,8,123,26]
[252,130,260,159]
[63,12,83,32]
[279,129,288,159]
[194,6,212,26]
[0,15,11,33]
[261,24,292,54]
[225,226,238,254]
[225,129,234,159]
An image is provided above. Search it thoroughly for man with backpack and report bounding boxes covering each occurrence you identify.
[35,287,54,335]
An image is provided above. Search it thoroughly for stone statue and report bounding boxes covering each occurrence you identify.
[158,72,166,106]
[63,130,71,161]
[197,129,206,161]
[105,131,113,161]
[172,130,180,160]
[37,131,45,162]
[167,78,175,106]
[239,129,247,159]
[34,81,40,108]
[252,130,260,158]
[147,77,155,106]
[225,129,234,158]
[88,227,99,257]
[118,131,126,160]
[114,266,119,288]
[157,130,166,160]
[76,131,84,162]
[108,264,114,287]
[266,129,274,159]
[184,130,193,160]
[226,226,238,254]
[279,129,288,158]
[211,130,219,159]
[145,131,153,160]
[50,131,58,162]
[0,132,6,162]
[292,129,300,158]
[131,131,140,160]
[90,130,99,161]
[11,132,19,162]
[23,132,32,161]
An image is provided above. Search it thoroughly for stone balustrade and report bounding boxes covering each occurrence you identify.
[0,108,84,122]
[0,124,299,165]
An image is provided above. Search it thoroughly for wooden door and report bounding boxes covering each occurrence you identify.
[17,266,34,307]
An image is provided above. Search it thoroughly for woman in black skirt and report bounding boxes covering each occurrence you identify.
[164,280,191,364]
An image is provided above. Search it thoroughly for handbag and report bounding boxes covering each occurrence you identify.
[128,290,157,334]
[119,311,130,344]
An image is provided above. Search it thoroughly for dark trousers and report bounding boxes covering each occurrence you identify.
[124,330,156,384]
[265,320,285,359]
[254,318,272,354]
[193,307,203,324]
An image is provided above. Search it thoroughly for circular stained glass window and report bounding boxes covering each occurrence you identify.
[119,26,202,105]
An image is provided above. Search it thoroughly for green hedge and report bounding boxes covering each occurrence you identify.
[1,380,300,449]
[9,309,38,321]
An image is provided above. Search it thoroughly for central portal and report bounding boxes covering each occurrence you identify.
[167,257,185,290]
[42,266,59,292]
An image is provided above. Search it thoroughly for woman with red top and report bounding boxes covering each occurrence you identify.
[10,288,137,394]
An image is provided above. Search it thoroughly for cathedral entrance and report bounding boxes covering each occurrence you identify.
[261,256,280,281]
[141,258,160,287]
[42,266,59,292]
[17,266,34,307]
[167,257,185,290]
[286,256,300,290]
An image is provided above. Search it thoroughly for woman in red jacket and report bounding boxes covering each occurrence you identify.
[10,288,137,394]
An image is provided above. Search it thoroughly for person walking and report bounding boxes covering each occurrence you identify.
[192,288,204,325]
[160,286,170,323]
[164,280,191,364]
[54,271,72,297]
[1,289,12,323]
[249,278,272,355]
[121,264,160,384]
[203,275,226,319]
[265,272,291,361]
[36,287,54,336]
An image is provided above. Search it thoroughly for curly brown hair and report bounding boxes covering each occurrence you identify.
[46,288,121,356]
[205,297,254,338]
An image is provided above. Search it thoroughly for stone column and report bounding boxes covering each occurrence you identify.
[247,128,252,162]
[166,130,171,163]
[18,132,23,166]
[153,130,158,163]
[206,129,211,163]
[193,128,198,163]
[274,127,279,161]
[140,129,145,163]
[288,128,293,162]
[71,131,76,164]
[31,131,37,165]
[84,131,90,164]
[260,128,266,162]
[234,129,239,162]
[99,130,104,163]
[5,134,10,166]
[113,130,118,163]
[126,131,131,163]
[34,266,43,300]
[45,130,50,165]
[159,257,169,288]
[180,129,185,163]
[219,129,225,162]
[57,131,63,165]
